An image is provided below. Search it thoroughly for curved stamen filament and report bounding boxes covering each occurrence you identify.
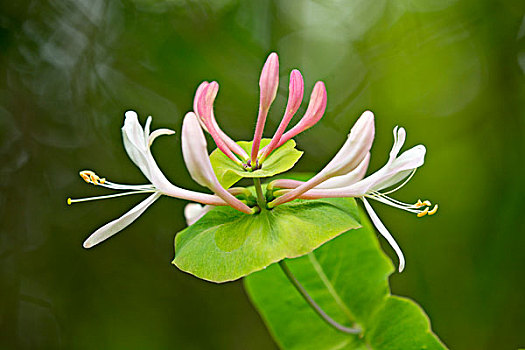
[67,190,156,205]
[369,191,427,210]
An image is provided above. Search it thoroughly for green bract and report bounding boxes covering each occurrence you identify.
[210,139,303,188]
[244,213,448,350]
[173,197,360,283]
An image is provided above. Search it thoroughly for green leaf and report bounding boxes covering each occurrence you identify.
[173,198,361,283]
[244,212,447,350]
[210,138,303,188]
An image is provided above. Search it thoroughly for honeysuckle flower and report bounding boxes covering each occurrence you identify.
[268,110,374,207]
[70,52,438,279]
[270,123,437,272]
[181,112,253,214]
[68,111,252,248]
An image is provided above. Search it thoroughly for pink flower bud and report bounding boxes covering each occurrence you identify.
[259,52,279,110]
[251,52,280,164]
[286,69,304,116]
[276,81,327,148]
[195,82,242,165]
[193,81,248,160]
[296,81,327,129]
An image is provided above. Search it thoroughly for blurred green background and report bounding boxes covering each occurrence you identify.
[1,0,524,349]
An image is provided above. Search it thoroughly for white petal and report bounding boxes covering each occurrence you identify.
[144,116,153,142]
[122,111,151,178]
[123,131,151,179]
[322,111,375,177]
[373,169,413,192]
[181,112,217,188]
[362,197,405,272]
[315,152,370,189]
[391,144,426,170]
[148,128,176,147]
[389,126,406,161]
[184,203,213,225]
[371,145,426,191]
[123,111,147,152]
[83,192,162,248]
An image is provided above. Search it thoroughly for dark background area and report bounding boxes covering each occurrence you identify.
[1,0,524,349]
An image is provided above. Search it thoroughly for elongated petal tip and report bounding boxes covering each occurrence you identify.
[359,110,374,123]
[259,52,280,109]
[304,81,327,127]
[125,110,138,120]
[182,112,209,186]
[206,81,219,102]
[193,82,209,124]
[353,110,374,130]
[350,110,375,143]
[196,82,219,124]
[286,69,304,114]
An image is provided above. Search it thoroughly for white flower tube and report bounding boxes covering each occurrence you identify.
[182,112,253,214]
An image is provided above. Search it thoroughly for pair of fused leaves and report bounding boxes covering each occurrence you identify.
[173,138,342,282]
[173,196,360,282]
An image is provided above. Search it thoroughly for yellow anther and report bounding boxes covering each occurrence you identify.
[414,199,425,208]
[67,198,72,205]
[79,170,93,183]
[428,204,438,216]
[422,200,432,206]
[417,207,430,217]
[79,170,103,185]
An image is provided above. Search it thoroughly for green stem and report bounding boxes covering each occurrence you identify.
[253,178,267,210]
[278,260,361,335]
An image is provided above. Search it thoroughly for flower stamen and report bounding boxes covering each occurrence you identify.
[366,191,438,218]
